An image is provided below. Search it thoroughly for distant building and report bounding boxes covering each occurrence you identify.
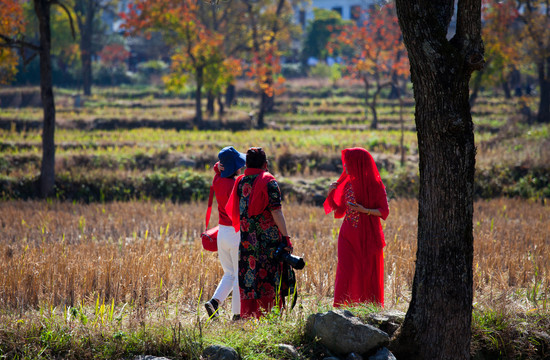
[296,0,379,28]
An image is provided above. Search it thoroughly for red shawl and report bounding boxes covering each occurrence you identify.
[226,168,276,232]
[324,148,389,247]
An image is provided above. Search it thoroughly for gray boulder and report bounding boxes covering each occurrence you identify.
[306,310,390,356]
[202,344,240,360]
[134,357,171,360]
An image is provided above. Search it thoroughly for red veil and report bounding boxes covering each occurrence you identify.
[324,148,389,248]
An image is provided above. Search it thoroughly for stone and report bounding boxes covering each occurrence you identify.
[346,352,364,360]
[134,356,171,360]
[367,310,405,337]
[306,310,390,356]
[202,344,240,360]
[277,344,300,358]
[368,347,396,360]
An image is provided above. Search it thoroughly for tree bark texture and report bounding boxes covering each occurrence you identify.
[35,0,56,198]
[537,58,550,123]
[392,1,483,359]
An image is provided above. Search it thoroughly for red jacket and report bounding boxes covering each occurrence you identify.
[212,162,236,226]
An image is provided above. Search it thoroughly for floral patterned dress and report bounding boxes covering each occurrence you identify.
[236,175,296,305]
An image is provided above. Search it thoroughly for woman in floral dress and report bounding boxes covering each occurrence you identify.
[324,148,389,307]
[226,147,296,318]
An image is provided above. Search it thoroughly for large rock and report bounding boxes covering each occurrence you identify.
[306,310,390,356]
[134,357,171,360]
[202,344,240,360]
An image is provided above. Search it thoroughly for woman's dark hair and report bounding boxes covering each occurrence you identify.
[246,147,267,169]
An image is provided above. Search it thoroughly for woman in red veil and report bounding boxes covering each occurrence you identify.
[324,148,389,307]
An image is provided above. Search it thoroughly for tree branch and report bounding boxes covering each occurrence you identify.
[0,34,41,52]
[51,0,76,39]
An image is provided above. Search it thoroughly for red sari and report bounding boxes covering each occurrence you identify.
[324,148,389,307]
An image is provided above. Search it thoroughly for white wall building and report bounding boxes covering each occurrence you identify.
[306,0,376,21]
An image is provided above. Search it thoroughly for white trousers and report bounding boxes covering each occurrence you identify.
[212,224,241,315]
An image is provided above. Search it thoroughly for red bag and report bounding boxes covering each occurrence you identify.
[201,185,218,251]
[201,225,218,251]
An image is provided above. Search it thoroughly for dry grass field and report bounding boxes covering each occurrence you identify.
[1,198,547,313]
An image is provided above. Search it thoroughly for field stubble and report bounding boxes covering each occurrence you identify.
[0,198,548,316]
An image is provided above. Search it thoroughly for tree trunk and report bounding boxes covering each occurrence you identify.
[194,66,204,127]
[225,83,235,108]
[363,76,371,125]
[392,1,482,359]
[207,91,215,116]
[35,0,56,198]
[537,58,550,123]
[257,91,268,128]
[77,0,95,96]
[370,84,384,130]
[217,95,224,116]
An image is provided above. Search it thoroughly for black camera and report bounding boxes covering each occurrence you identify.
[274,242,305,270]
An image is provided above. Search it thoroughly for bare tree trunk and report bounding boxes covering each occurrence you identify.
[391,0,483,359]
[35,0,56,198]
[537,58,550,123]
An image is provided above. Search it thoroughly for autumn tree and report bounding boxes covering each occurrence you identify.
[0,0,74,197]
[243,0,298,128]
[0,0,25,84]
[328,3,409,129]
[122,0,236,126]
[516,0,550,123]
[197,1,248,116]
[470,0,520,107]
[391,0,484,359]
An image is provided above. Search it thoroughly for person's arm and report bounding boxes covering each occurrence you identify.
[271,208,294,251]
[347,202,383,217]
[271,208,288,237]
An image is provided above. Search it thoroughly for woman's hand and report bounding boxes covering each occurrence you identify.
[328,181,339,193]
[347,202,381,216]
[347,201,367,213]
